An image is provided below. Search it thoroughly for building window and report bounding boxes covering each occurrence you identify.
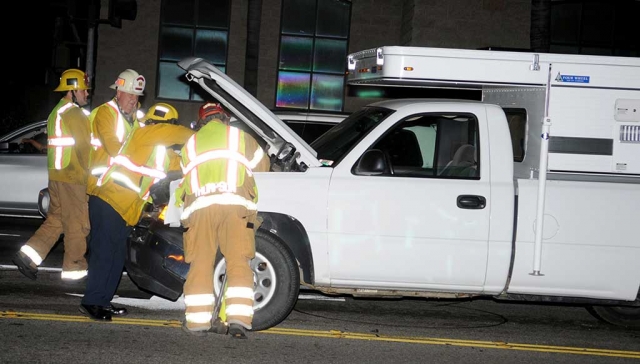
[157,0,231,101]
[276,0,351,112]
[550,0,640,57]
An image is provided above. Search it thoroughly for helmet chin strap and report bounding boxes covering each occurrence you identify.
[71,90,78,105]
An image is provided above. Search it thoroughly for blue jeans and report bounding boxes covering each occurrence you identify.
[81,196,132,307]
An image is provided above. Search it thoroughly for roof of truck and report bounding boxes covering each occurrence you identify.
[368,98,484,110]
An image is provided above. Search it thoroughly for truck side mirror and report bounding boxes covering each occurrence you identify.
[353,149,389,176]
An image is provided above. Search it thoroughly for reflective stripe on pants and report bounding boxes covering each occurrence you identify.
[182,203,256,331]
[22,180,89,272]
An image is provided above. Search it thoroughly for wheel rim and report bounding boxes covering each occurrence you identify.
[213,252,277,312]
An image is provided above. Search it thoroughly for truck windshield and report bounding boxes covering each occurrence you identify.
[311,107,393,164]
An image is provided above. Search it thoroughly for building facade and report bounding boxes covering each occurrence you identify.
[90,0,532,121]
[8,0,638,134]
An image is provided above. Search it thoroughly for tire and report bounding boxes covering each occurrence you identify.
[586,305,640,328]
[212,230,300,331]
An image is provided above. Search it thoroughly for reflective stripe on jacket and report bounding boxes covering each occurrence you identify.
[46,99,91,185]
[93,123,194,226]
[176,120,266,219]
[97,144,169,201]
[47,100,76,170]
[87,99,140,195]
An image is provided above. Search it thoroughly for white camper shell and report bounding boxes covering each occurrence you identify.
[348,46,640,178]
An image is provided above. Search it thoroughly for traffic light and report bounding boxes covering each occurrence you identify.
[109,0,137,28]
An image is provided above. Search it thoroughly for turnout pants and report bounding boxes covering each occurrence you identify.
[22,180,90,279]
[182,204,257,331]
[81,196,132,307]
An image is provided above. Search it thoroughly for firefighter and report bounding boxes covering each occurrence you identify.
[86,68,146,196]
[13,69,92,282]
[77,69,145,320]
[79,102,194,321]
[176,103,270,338]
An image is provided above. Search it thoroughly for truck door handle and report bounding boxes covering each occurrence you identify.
[457,195,486,209]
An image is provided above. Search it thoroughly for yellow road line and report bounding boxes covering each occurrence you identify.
[2,311,639,359]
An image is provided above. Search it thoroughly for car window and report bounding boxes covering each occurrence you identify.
[357,113,480,179]
[0,122,48,154]
[503,108,527,162]
[283,120,336,144]
[283,121,306,141]
[313,107,393,164]
[301,122,336,143]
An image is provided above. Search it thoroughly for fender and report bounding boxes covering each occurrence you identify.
[258,212,314,285]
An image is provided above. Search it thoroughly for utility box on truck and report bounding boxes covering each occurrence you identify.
[347,46,640,178]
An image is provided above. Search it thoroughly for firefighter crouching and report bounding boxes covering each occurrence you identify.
[13,69,92,281]
[176,103,270,338]
[79,103,194,321]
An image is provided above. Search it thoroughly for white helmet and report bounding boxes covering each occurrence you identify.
[110,69,145,96]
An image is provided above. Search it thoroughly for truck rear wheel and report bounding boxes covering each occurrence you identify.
[213,230,300,331]
[586,305,640,328]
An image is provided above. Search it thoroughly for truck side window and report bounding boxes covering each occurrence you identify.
[365,113,480,179]
[502,108,527,162]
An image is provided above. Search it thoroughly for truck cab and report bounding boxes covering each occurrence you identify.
[306,99,514,293]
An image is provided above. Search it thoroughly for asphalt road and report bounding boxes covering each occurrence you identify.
[1,217,640,363]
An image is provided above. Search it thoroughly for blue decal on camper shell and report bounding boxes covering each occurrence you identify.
[555,73,590,83]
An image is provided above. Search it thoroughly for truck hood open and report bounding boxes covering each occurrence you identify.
[178,57,321,168]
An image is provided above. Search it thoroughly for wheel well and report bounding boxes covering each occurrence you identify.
[257,212,314,285]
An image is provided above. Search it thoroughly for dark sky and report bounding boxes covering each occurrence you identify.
[1,2,74,125]
[7,4,52,86]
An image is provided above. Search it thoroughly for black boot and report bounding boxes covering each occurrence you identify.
[228,323,248,339]
[181,321,207,337]
[106,304,128,316]
[209,318,229,335]
[12,252,38,280]
[79,304,112,321]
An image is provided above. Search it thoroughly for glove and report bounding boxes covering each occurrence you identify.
[149,179,171,207]
[149,171,182,207]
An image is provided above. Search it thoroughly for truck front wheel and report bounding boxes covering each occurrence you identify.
[213,230,300,331]
[586,305,640,328]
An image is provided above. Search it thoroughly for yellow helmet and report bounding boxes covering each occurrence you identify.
[142,103,179,124]
[54,69,91,92]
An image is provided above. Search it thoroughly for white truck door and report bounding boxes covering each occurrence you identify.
[326,104,491,292]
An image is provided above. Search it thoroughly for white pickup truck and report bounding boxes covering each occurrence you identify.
[127,47,640,331]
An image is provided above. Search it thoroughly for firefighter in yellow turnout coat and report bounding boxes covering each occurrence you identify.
[79,103,194,321]
[177,103,270,338]
[87,69,146,196]
[13,69,92,281]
